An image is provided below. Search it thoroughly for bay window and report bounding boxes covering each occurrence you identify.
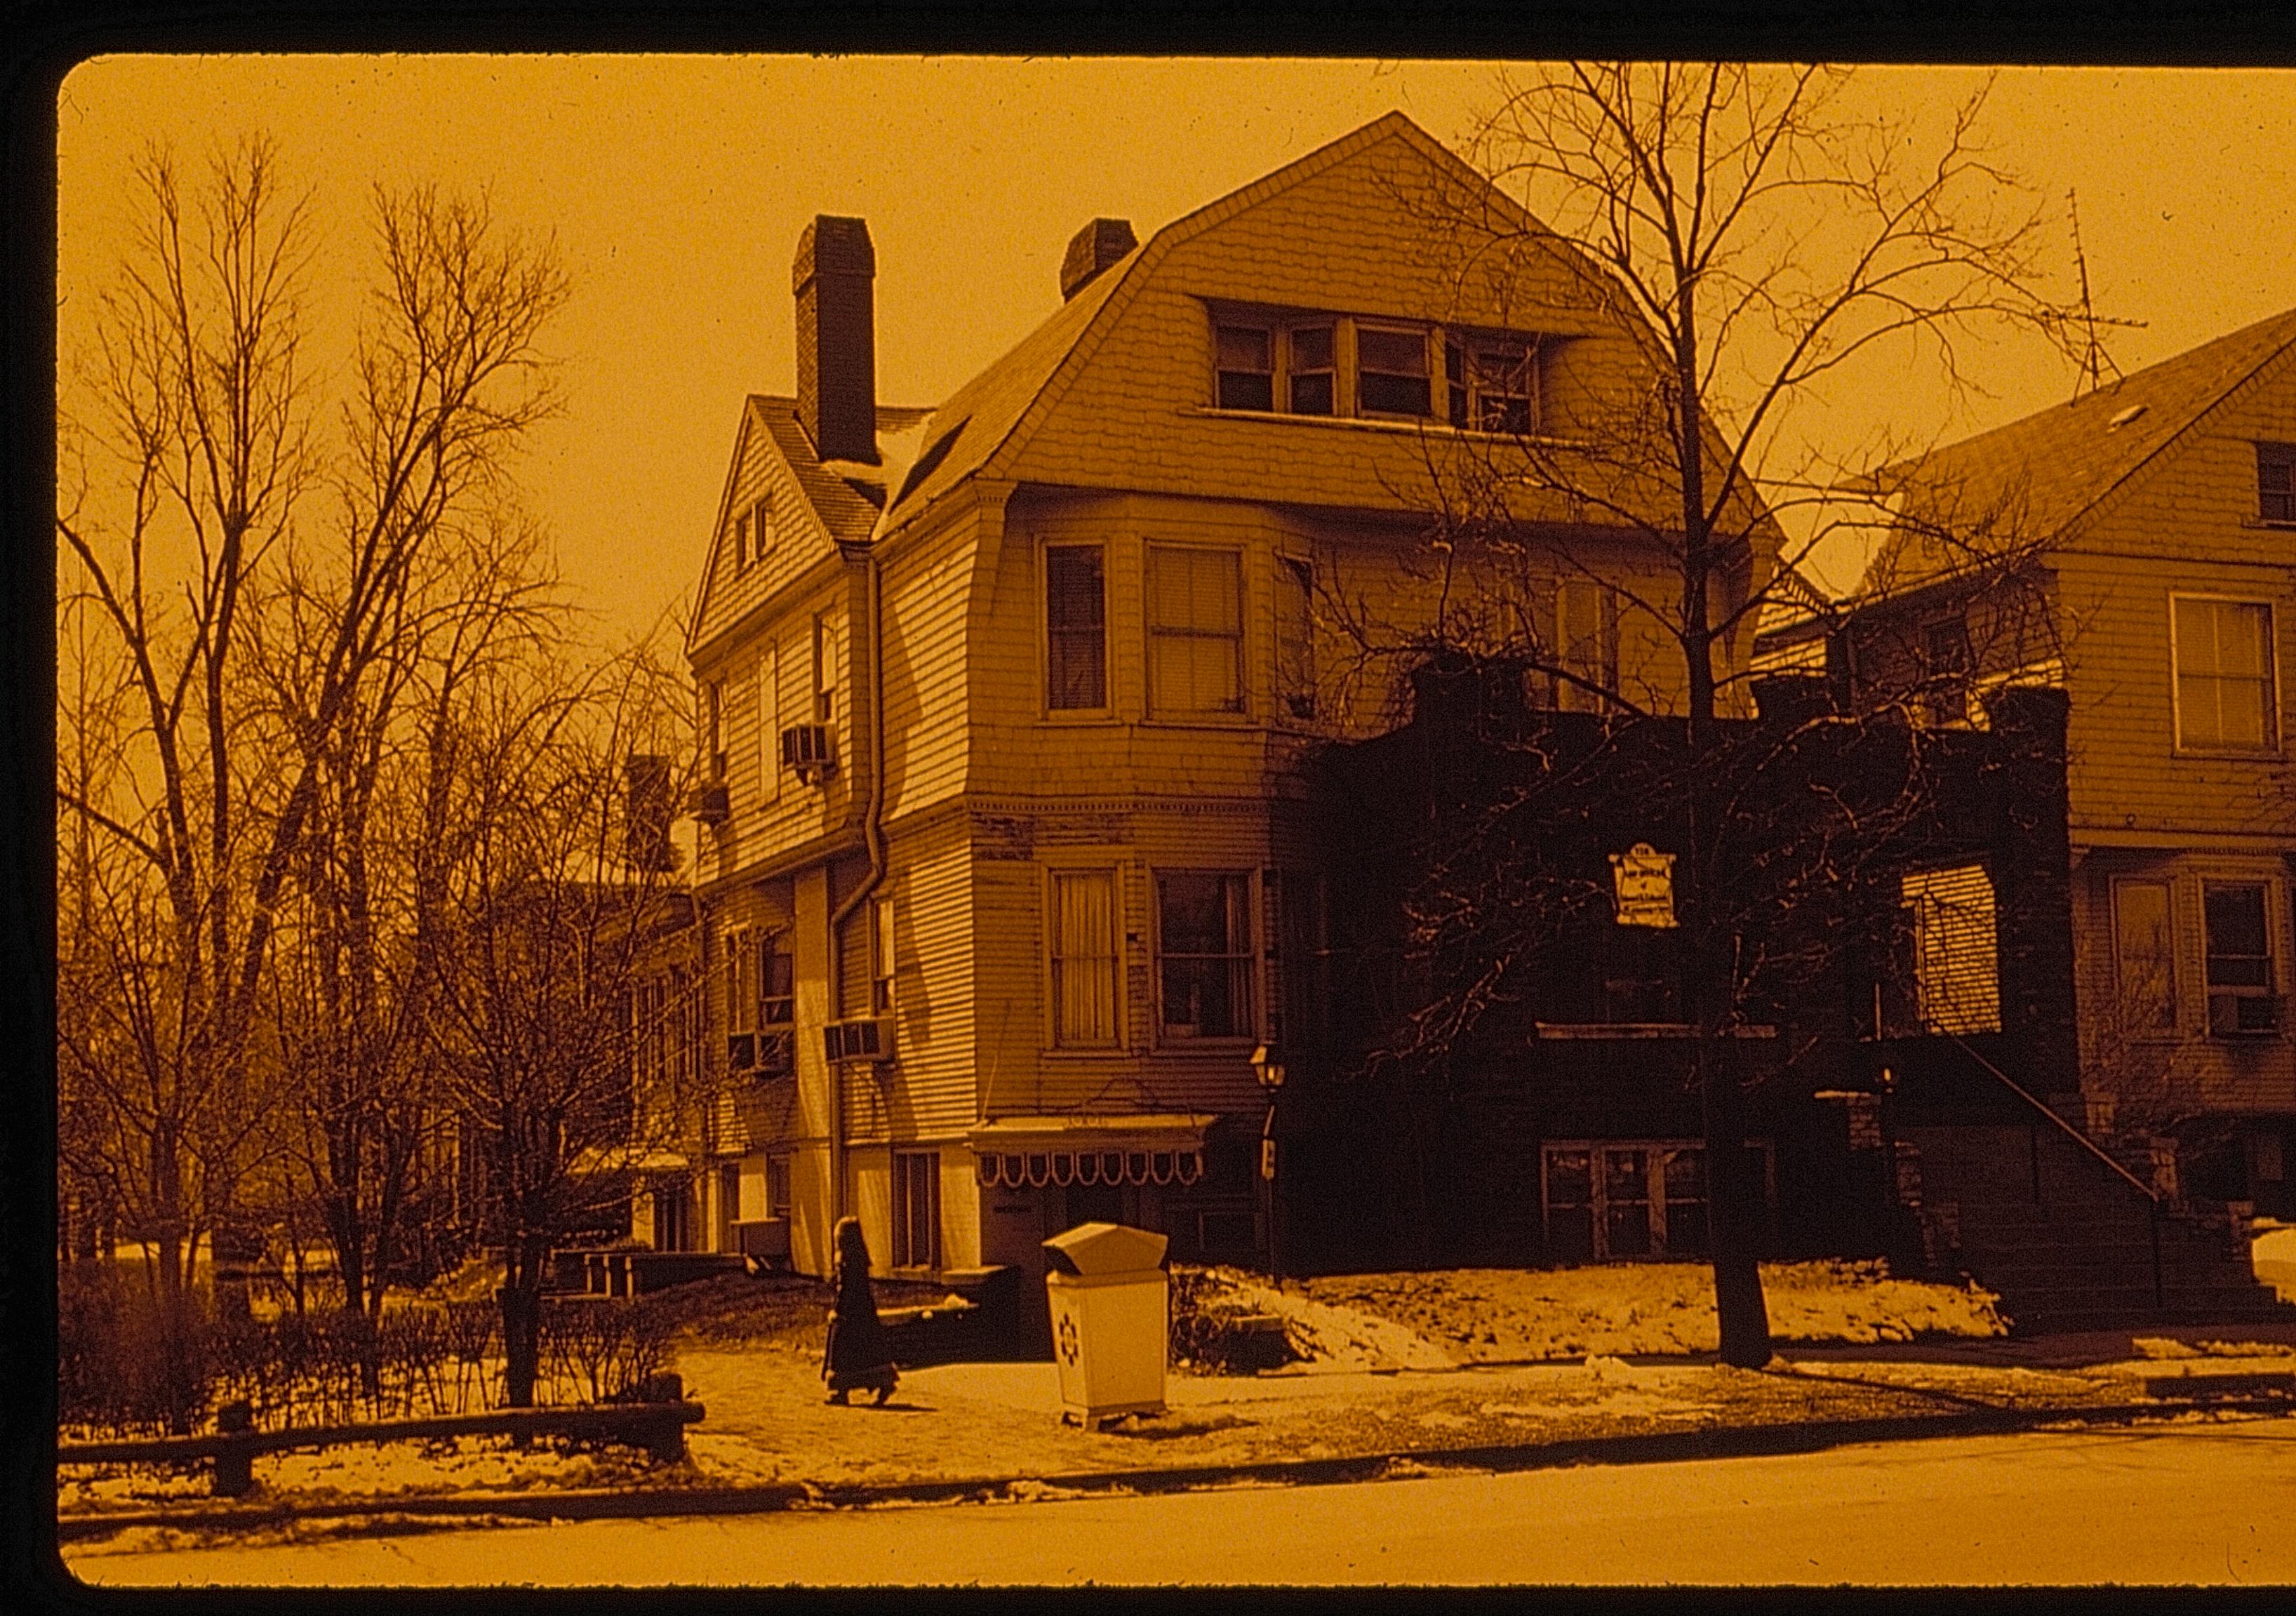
[1148,546,1244,715]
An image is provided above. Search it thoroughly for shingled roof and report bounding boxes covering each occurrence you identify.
[1862,305,2296,594]
[754,397,934,543]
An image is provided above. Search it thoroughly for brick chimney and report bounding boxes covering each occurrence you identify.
[1060,218,1137,302]
[793,215,878,465]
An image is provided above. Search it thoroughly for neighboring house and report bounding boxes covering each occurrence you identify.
[1762,308,2296,1221]
[676,114,1784,1286]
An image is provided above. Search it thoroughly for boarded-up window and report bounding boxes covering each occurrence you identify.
[1276,556,1315,720]
[1050,870,1120,1047]
[1148,547,1243,715]
[1901,864,2001,1034]
[2173,596,2276,752]
[2113,878,2177,1033]
[1045,545,1107,710]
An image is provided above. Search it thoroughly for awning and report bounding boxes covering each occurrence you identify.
[968,1114,1216,1190]
[566,1145,691,1180]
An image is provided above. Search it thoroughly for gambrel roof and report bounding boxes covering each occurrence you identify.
[1861,305,2296,596]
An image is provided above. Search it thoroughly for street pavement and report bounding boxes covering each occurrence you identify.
[67,1414,2296,1587]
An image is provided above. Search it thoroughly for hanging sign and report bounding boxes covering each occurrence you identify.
[1609,843,1678,928]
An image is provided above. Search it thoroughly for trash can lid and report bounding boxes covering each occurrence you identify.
[1041,1221,1169,1276]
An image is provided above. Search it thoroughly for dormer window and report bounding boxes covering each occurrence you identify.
[1215,324,1275,411]
[1354,325,1434,418]
[1287,325,1335,415]
[2260,442,2295,524]
[1448,338,1538,434]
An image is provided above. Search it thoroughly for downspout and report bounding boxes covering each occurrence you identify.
[826,544,888,1224]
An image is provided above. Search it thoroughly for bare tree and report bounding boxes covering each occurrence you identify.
[1342,66,2109,1365]
[422,642,696,1406]
[55,138,570,1413]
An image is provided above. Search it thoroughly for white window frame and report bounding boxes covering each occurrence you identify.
[1352,321,1438,419]
[1046,864,1125,1050]
[2169,592,2280,756]
[2202,877,2282,1039]
[890,1149,941,1271]
[1041,541,1110,716]
[1551,579,1619,713]
[1445,333,1541,435]
[1152,869,1258,1045]
[1145,544,1246,720]
[2109,876,2180,1039]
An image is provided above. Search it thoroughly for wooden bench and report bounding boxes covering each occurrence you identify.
[58,1384,706,1497]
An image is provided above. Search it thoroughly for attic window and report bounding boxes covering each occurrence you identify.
[2108,403,2149,430]
[1215,324,1275,412]
[2259,442,2296,524]
[1355,326,1434,417]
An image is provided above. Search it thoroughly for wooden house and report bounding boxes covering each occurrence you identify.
[675,114,1784,1284]
[1763,309,2296,1222]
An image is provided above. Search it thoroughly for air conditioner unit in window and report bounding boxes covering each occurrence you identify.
[780,723,836,784]
[824,1015,893,1064]
[2208,991,2281,1036]
[687,782,730,824]
[754,1030,794,1076]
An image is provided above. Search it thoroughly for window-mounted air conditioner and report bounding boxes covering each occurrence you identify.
[687,782,730,824]
[2208,991,2281,1037]
[754,1030,794,1076]
[824,1015,893,1064]
[780,723,836,784]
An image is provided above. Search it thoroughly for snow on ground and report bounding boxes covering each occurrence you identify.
[1285,1260,2007,1365]
[2252,1223,2296,1302]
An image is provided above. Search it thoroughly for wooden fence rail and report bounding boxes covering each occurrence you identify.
[58,1386,705,1497]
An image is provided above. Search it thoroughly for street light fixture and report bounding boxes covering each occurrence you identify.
[1250,1044,1285,1283]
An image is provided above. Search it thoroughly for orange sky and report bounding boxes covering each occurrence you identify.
[56,58,2296,633]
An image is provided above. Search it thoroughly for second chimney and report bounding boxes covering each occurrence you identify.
[793,215,878,465]
[1060,218,1137,302]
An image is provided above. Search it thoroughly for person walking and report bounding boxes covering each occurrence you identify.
[822,1215,898,1405]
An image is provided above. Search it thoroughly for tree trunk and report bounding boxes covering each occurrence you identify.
[1700,1033,1773,1367]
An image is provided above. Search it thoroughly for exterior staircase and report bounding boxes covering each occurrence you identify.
[1900,1120,2296,1335]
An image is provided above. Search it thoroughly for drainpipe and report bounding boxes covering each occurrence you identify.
[826,544,889,1224]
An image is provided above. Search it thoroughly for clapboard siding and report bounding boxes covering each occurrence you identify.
[880,505,977,821]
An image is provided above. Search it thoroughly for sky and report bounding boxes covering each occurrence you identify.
[55,57,2296,638]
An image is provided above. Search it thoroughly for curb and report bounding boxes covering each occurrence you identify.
[56,1394,2292,1546]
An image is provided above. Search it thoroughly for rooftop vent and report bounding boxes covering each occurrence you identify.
[1060,218,1137,302]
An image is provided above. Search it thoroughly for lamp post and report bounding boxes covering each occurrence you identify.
[1250,1043,1286,1284]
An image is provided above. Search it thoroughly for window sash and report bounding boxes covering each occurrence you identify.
[1147,548,1243,714]
[1356,326,1432,416]
[2204,883,2273,990]
[2175,596,2276,750]
[1276,557,1315,720]
[1157,872,1253,1039]
[1044,545,1107,710]
[759,935,794,1024]
[892,1152,940,1269]
[871,897,896,1015]
[2260,443,2295,523]
[1051,870,1120,1047]
[1215,323,1274,411]
[2113,879,2177,1032]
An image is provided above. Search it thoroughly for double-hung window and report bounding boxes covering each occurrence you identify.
[1354,325,1434,417]
[759,933,794,1027]
[2205,882,2278,1036]
[1286,325,1335,415]
[2259,442,2295,524]
[2172,596,2276,752]
[1044,545,1107,710]
[1156,872,1254,1040]
[704,680,726,780]
[1050,869,1121,1047]
[891,1151,940,1269]
[1275,556,1316,720]
[1553,580,1617,712]
[1215,323,1275,411]
[1446,337,1537,434]
[1148,546,1243,715]
[2112,878,2177,1034]
[870,897,896,1015]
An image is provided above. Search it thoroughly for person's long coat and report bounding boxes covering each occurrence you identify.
[822,1227,898,1396]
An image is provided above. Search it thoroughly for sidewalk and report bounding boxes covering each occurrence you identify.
[56,1326,2296,1546]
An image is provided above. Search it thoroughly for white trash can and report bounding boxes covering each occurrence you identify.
[1042,1222,1169,1428]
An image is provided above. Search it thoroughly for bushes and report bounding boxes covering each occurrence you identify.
[59,1262,686,1436]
